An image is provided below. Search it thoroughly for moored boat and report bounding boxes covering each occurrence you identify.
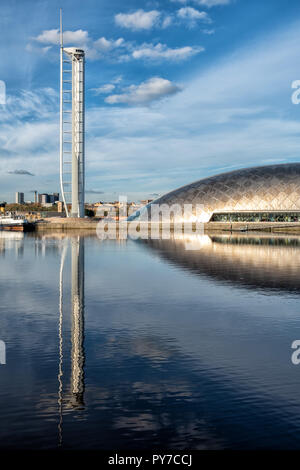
[0,215,35,232]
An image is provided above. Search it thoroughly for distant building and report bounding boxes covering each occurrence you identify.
[38,193,59,205]
[16,192,24,204]
[38,193,49,205]
[49,192,59,203]
[57,201,63,213]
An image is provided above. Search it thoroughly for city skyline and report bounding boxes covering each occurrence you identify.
[1,0,300,203]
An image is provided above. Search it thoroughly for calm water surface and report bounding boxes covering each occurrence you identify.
[1,231,300,449]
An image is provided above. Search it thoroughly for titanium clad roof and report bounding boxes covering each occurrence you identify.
[153,163,300,216]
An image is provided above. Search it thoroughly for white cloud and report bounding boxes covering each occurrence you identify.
[112,76,123,84]
[91,84,116,95]
[34,28,89,46]
[115,9,161,30]
[41,46,52,53]
[94,37,124,51]
[33,29,59,44]
[32,30,125,61]
[105,77,181,105]
[171,0,231,6]
[63,29,89,45]
[162,16,173,28]
[177,7,211,22]
[196,0,231,6]
[0,88,57,123]
[25,43,52,55]
[132,43,204,61]
[32,19,204,63]
[202,28,215,34]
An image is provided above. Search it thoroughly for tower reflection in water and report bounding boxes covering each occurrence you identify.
[53,232,300,448]
[58,236,85,446]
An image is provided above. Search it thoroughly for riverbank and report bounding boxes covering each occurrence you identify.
[35,217,99,231]
[35,217,300,234]
[206,221,300,233]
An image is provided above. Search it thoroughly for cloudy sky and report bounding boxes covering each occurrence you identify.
[1,0,300,202]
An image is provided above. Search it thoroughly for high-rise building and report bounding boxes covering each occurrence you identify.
[37,193,60,204]
[38,193,49,205]
[15,192,24,204]
[52,192,60,203]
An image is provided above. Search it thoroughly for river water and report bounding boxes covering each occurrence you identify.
[1,231,300,449]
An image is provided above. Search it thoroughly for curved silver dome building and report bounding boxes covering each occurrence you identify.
[143,163,300,223]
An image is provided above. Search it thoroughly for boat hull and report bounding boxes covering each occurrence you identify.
[0,223,35,232]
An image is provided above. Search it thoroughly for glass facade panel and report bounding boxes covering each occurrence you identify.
[211,212,300,223]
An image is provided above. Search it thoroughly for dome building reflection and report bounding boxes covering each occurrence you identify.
[142,234,300,292]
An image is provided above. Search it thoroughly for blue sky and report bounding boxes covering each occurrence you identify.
[1,0,300,202]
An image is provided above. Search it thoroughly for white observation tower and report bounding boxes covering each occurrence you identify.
[60,10,85,218]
